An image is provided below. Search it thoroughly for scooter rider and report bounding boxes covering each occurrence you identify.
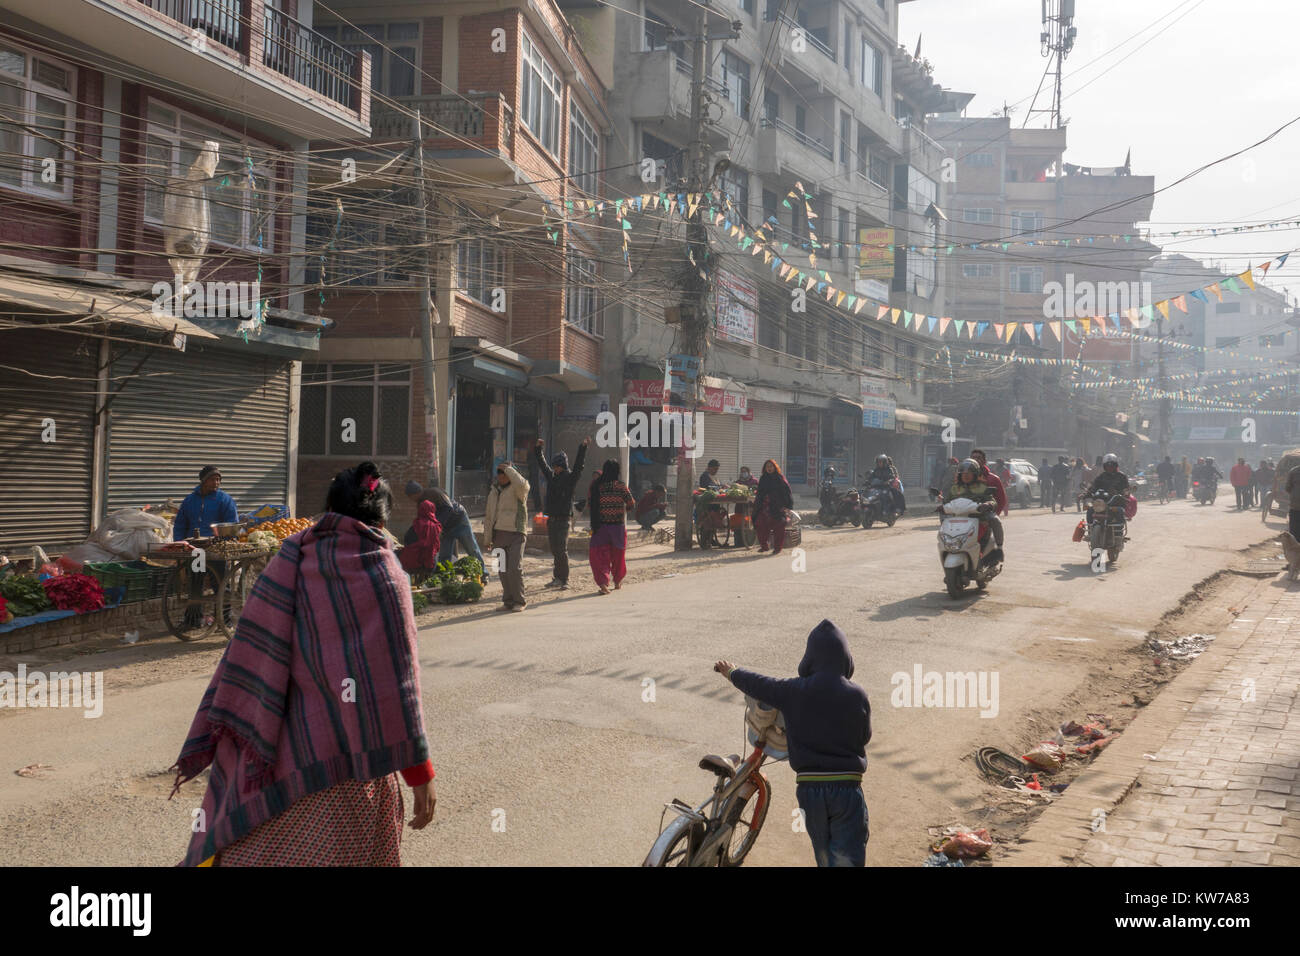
[968,449,1007,550]
[868,455,905,515]
[943,459,1002,563]
[1085,453,1131,500]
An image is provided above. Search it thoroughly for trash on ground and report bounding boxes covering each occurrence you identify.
[1076,735,1119,755]
[1021,741,1066,771]
[975,746,1031,782]
[15,763,53,778]
[923,852,965,867]
[122,629,139,644]
[1146,633,1215,659]
[935,826,994,859]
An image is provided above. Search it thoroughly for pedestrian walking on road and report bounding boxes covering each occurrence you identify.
[754,458,794,555]
[485,462,531,612]
[533,436,589,590]
[587,458,636,595]
[171,462,435,866]
[1178,456,1191,498]
[1230,458,1253,511]
[714,619,871,867]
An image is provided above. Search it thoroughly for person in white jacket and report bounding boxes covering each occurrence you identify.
[484,462,530,611]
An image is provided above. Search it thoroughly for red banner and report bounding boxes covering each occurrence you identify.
[624,380,753,420]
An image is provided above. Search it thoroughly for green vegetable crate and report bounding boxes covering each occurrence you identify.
[84,561,170,604]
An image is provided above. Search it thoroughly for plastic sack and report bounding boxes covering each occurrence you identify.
[1072,519,1086,543]
[1021,741,1066,771]
[939,828,993,859]
[744,695,789,760]
[1124,495,1138,519]
[73,509,173,563]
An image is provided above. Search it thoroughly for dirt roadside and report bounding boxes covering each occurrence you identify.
[934,537,1284,864]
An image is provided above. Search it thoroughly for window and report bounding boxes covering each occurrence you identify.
[962,263,994,278]
[869,153,889,189]
[896,342,918,381]
[641,131,684,183]
[738,0,754,12]
[144,102,272,252]
[863,325,884,370]
[843,24,852,74]
[965,152,995,167]
[906,241,936,297]
[643,11,686,58]
[569,105,599,196]
[908,168,937,214]
[316,22,417,97]
[1216,302,1240,314]
[1011,209,1043,233]
[306,187,420,287]
[0,42,74,198]
[521,32,562,154]
[839,111,850,166]
[962,207,994,224]
[837,207,850,256]
[1215,336,1240,348]
[1009,266,1044,293]
[299,363,411,457]
[721,51,751,119]
[763,89,779,124]
[1260,334,1286,348]
[762,188,778,225]
[457,237,506,305]
[719,166,749,219]
[566,246,603,337]
[861,39,883,94]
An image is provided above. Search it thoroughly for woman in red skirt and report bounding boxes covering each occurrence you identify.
[587,459,636,595]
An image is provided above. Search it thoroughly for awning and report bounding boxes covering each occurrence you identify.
[0,273,217,341]
[894,408,951,429]
[831,396,864,414]
[1100,425,1131,439]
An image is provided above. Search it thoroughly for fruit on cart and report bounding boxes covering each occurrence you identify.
[245,529,280,551]
[259,517,314,540]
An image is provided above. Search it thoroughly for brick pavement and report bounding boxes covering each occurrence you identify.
[1009,579,1300,867]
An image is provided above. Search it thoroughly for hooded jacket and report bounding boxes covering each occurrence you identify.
[484,464,530,540]
[534,442,588,518]
[725,620,871,777]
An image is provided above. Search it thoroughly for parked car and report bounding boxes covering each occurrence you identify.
[1004,459,1040,508]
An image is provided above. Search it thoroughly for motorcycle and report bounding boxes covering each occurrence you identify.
[860,476,903,528]
[1193,476,1217,505]
[818,477,861,527]
[936,497,1002,599]
[1085,492,1130,566]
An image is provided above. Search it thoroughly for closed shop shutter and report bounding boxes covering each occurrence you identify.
[701,411,741,484]
[107,345,291,513]
[741,401,785,472]
[0,329,96,553]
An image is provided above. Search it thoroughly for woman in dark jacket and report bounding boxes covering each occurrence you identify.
[754,459,794,555]
[587,459,636,595]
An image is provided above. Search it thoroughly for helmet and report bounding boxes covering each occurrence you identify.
[1103,453,1119,468]
[823,466,835,477]
[958,458,981,479]
[1206,457,1216,464]
[875,455,889,468]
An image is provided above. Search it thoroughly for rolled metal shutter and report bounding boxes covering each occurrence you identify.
[0,329,96,553]
[742,401,785,472]
[106,345,291,513]
[701,411,741,484]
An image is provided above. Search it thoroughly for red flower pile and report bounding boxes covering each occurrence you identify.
[42,573,106,614]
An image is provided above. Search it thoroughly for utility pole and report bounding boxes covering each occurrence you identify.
[672,1,714,551]
[413,110,440,488]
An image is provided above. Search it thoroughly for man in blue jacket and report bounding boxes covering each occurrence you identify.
[715,619,872,867]
[173,465,238,540]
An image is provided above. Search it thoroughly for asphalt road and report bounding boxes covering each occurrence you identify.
[0,497,1280,866]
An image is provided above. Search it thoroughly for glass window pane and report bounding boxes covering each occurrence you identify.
[147,102,175,127]
[32,60,69,92]
[0,79,24,185]
[143,137,171,219]
[377,387,409,456]
[390,48,416,96]
[298,383,327,455]
[377,363,410,382]
[330,385,375,455]
[0,46,26,77]
[208,159,244,246]
[388,23,419,41]
[32,94,66,170]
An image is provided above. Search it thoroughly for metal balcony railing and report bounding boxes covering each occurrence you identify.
[137,0,242,51]
[372,93,513,152]
[263,5,358,107]
[766,11,835,62]
[761,116,833,161]
[673,55,728,95]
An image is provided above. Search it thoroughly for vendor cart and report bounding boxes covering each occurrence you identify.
[693,491,757,549]
[147,540,272,642]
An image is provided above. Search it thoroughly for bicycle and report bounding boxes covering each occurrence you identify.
[642,703,782,867]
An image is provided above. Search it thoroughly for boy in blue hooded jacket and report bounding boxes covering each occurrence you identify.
[715,619,871,866]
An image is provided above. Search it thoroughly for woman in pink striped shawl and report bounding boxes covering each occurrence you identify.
[171,462,435,866]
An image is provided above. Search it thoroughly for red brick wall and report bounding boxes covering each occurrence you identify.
[421,16,443,93]
[319,289,424,339]
[563,325,600,376]
[454,295,508,341]
[510,246,562,362]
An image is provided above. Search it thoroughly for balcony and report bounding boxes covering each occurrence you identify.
[373,93,515,159]
[762,116,833,161]
[766,10,835,62]
[0,0,371,138]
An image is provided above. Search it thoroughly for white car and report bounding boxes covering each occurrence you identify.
[1003,459,1041,508]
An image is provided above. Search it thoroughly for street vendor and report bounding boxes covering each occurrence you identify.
[174,465,238,540]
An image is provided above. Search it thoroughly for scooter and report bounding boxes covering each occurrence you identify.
[860,477,903,528]
[1084,493,1130,567]
[1193,477,1217,505]
[936,497,1002,599]
[818,478,861,527]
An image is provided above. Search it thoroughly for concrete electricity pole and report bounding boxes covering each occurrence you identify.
[413,110,440,488]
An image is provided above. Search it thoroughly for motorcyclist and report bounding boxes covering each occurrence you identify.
[1085,453,1131,504]
[942,459,1002,563]
[1204,457,1224,483]
[968,449,1007,549]
[867,454,905,515]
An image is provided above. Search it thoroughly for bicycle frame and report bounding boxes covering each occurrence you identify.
[651,743,769,866]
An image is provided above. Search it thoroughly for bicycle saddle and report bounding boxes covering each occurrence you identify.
[698,753,740,777]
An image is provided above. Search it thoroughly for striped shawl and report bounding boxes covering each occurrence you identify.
[171,512,429,866]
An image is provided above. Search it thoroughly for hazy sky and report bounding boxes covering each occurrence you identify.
[899,0,1300,299]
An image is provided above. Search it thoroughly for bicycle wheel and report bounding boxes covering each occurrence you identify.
[721,775,771,866]
[161,565,220,642]
[642,816,695,867]
[217,561,261,639]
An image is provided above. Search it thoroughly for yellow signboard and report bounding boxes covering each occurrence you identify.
[857,227,894,279]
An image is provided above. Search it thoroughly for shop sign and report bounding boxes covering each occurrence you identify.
[860,376,896,430]
[715,270,758,344]
[556,393,610,420]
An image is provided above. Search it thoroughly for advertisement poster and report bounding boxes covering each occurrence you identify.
[625,380,752,420]
[715,269,758,344]
[664,354,700,414]
[857,227,894,279]
[860,376,897,430]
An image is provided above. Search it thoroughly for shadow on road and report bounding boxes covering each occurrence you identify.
[868,589,988,621]
[1046,562,1104,581]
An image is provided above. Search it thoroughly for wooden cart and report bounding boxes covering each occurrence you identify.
[147,541,272,642]
[694,494,757,549]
